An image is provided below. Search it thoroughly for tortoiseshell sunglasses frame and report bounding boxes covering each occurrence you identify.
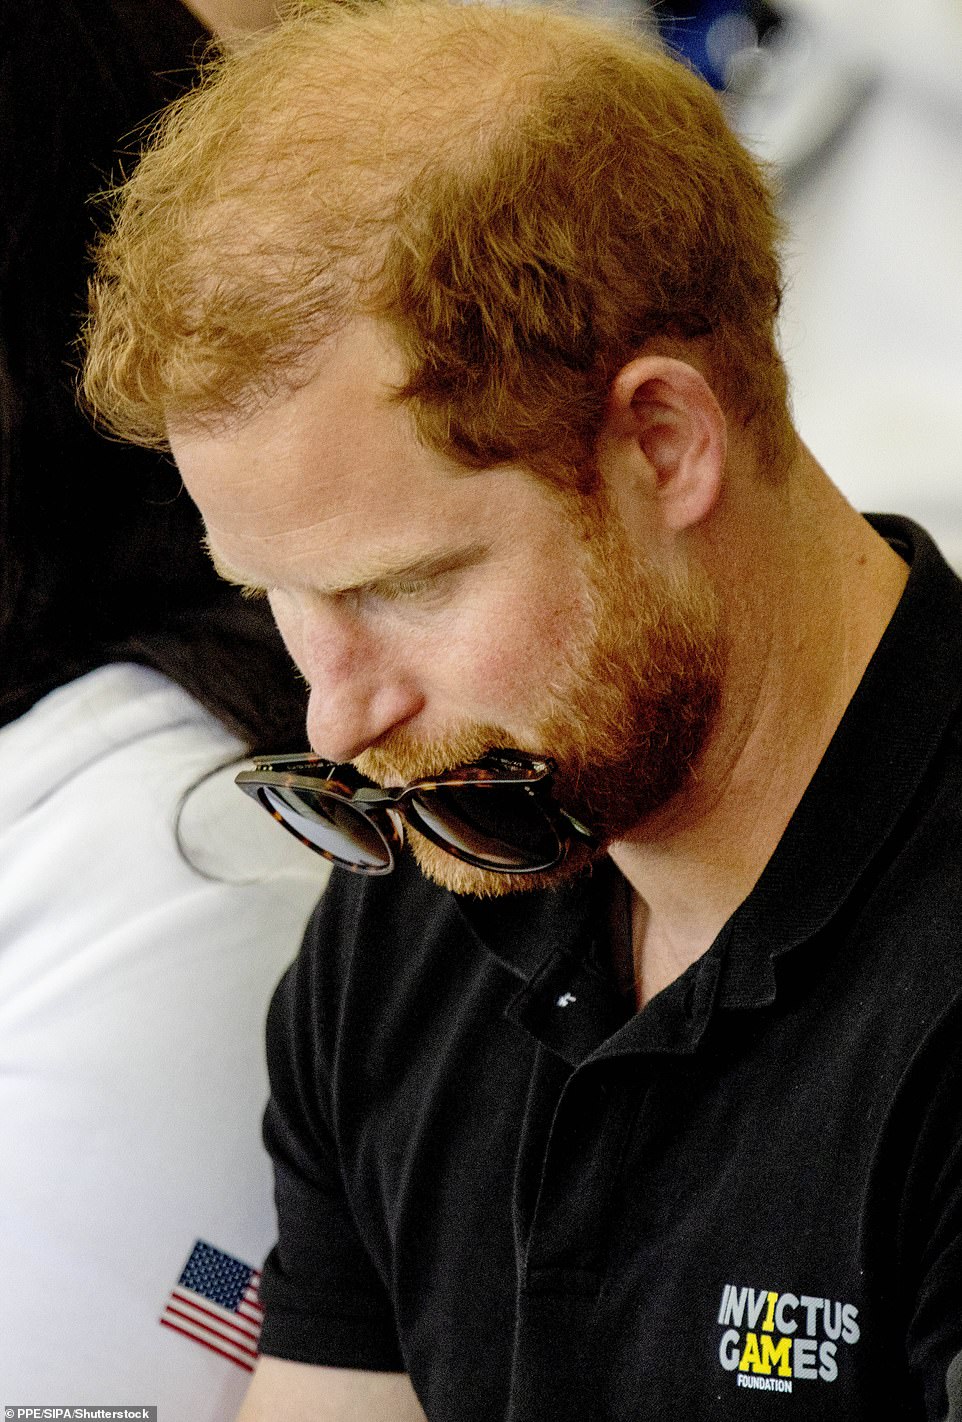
[235,748,596,875]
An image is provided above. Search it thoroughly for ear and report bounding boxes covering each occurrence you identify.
[598,356,727,533]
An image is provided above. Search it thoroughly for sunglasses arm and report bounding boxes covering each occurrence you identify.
[557,808,598,847]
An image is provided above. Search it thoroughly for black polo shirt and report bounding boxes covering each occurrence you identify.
[260,515,962,1421]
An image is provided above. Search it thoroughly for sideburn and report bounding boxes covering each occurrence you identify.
[538,499,724,841]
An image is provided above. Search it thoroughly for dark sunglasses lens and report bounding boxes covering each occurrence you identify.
[410,785,561,870]
[260,786,392,870]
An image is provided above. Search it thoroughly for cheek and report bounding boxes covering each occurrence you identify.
[443,580,584,713]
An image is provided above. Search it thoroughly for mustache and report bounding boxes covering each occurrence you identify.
[353,722,521,785]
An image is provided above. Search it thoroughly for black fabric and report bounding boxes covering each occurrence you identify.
[262,515,962,1420]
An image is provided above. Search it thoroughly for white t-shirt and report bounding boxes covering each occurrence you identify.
[0,663,328,1417]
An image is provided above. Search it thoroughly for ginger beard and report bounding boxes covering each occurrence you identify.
[355,495,723,897]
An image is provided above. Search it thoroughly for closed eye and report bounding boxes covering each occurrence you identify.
[371,577,436,602]
[204,534,489,607]
[349,546,490,609]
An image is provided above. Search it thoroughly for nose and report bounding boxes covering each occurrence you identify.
[295,604,425,763]
[307,677,423,763]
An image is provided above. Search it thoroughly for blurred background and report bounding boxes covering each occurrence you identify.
[649,0,962,566]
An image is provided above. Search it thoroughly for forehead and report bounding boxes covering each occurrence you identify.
[168,320,506,583]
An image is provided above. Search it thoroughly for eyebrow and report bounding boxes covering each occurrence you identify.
[204,537,490,599]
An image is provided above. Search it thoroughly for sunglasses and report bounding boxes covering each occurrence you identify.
[235,749,597,875]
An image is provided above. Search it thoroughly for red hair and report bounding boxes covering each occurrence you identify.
[82,0,793,484]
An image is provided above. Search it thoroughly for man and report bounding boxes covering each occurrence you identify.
[81,2,962,1417]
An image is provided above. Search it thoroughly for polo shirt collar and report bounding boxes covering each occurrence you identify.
[455,516,962,1017]
[455,861,612,984]
[718,514,962,1008]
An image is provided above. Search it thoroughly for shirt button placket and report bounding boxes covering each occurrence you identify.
[507,1067,635,1422]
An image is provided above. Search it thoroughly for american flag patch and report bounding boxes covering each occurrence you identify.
[160,1239,263,1371]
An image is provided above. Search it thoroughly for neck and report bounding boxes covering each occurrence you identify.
[608,445,909,1007]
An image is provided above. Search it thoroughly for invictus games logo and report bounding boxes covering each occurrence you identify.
[716,1283,860,1395]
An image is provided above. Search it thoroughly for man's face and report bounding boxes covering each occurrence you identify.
[171,321,721,896]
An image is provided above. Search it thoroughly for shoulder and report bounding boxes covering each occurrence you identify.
[282,854,536,1093]
[866,709,962,982]
[0,664,327,963]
